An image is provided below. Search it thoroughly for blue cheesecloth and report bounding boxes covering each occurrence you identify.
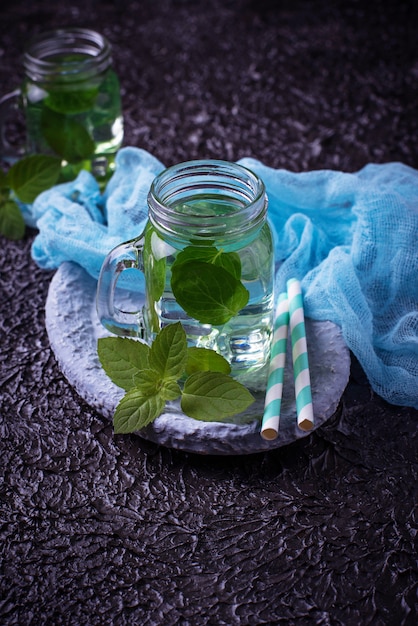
[30,147,418,409]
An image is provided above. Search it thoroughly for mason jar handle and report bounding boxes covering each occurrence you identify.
[96,236,146,337]
[0,88,26,162]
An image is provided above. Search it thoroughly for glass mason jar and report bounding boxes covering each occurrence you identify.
[97,160,275,386]
[18,28,123,181]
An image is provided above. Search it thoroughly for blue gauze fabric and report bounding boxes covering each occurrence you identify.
[31,147,418,409]
[31,148,165,279]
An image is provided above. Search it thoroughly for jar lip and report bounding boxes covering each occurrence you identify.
[148,159,267,242]
[150,159,266,207]
[23,27,112,81]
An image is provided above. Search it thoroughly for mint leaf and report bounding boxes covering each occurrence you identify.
[113,388,165,433]
[133,369,181,401]
[174,246,242,279]
[0,199,25,240]
[160,378,182,401]
[97,337,150,391]
[132,368,161,395]
[181,371,254,421]
[40,108,95,162]
[149,322,188,380]
[7,155,61,203]
[0,169,8,191]
[186,347,231,376]
[144,226,166,332]
[144,227,167,301]
[171,261,249,326]
[45,88,99,114]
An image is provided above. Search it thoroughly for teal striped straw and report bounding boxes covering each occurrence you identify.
[261,292,289,440]
[287,278,314,431]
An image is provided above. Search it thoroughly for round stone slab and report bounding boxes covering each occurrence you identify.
[45,262,351,455]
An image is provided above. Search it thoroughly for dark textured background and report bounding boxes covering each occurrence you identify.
[0,1,417,624]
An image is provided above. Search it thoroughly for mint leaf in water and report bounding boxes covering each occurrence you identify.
[97,336,150,391]
[174,246,242,279]
[7,154,61,204]
[41,108,95,163]
[181,371,254,421]
[143,226,167,333]
[45,88,99,114]
[171,260,249,326]
[144,227,166,302]
[0,199,26,240]
[186,347,231,376]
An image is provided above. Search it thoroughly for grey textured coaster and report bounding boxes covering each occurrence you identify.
[45,262,351,455]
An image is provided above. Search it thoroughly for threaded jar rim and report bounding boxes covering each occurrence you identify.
[23,27,112,83]
[147,159,267,244]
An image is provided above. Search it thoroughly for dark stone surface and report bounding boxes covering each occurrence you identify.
[0,1,417,624]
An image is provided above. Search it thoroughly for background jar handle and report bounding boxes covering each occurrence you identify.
[0,88,26,163]
[96,237,146,338]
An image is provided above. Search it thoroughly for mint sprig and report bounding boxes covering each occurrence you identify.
[98,321,254,434]
[0,154,61,240]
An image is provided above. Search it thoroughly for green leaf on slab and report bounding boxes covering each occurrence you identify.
[181,370,254,421]
[159,378,182,401]
[97,336,150,391]
[132,368,181,401]
[186,346,231,376]
[149,321,188,380]
[113,388,166,433]
[132,368,162,396]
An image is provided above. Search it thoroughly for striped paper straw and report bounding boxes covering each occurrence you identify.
[287,278,314,431]
[261,292,289,440]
